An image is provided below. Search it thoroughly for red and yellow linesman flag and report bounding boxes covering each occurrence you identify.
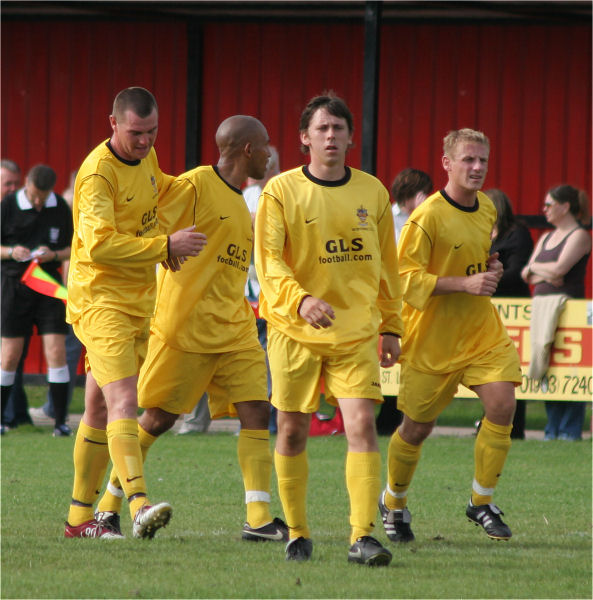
[20,259,67,304]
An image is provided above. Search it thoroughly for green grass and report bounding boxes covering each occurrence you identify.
[2,424,591,599]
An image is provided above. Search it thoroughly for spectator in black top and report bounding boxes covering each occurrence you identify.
[483,189,533,439]
[1,164,73,436]
[487,189,533,297]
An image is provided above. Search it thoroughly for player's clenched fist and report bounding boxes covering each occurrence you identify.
[464,271,499,296]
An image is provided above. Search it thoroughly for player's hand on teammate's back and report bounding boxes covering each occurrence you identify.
[169,225,207,258]
[298,295,336,329]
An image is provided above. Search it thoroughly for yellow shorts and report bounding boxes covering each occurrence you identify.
[399,340,522,423]
[72,307,150,388]
[267,327,384,413]
[138,334,268,418]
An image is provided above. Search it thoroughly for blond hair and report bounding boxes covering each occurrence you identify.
[443,128,490,158]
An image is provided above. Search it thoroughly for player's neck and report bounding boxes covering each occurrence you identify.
[307,159,346,182]
[444,183,478,207]
[216,160,247,190]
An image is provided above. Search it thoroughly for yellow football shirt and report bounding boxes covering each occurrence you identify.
[255,165,403,354]
[150,166,259,353]
[398,189,513,373]
[67,140,173,322]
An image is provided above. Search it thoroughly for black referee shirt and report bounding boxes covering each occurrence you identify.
[1,189,73,280]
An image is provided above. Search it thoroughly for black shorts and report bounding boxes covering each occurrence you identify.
[1,275,68,338]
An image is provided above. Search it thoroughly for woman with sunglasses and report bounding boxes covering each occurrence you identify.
[522,185,591,440]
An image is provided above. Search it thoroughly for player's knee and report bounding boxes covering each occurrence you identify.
[139,407,176,436]
[278,417,309,450]
[236,400,270,430]
[399,418,433,445]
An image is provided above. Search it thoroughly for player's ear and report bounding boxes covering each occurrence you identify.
[299,130,310,149]
[244,142,252,158]
[442,154,451,172]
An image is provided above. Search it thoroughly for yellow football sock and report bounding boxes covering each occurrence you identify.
[97,423,157,514]
[68,422,110,526]
[472,417,512,506]
[386,428,422,510]
[346,451,381,544]
[275,450,309,539]
[238,429,273,529]
[106,419,149,519]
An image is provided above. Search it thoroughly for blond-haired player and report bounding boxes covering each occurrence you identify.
[379,128,521,543]
[255,93,402,566]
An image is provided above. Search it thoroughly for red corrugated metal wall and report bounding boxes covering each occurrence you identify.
[1,20,189,374]
[376,23,592,211]
[1,18,591,374]
[3,20,590,214]
[199,22,365,171]
[1,21,188,191]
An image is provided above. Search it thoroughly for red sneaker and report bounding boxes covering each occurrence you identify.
[64,519,124,539]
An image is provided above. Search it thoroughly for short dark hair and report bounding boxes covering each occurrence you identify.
[391,168,433,206]
[112,87,158,121]
[27,164,56,191]
[299,92,353,154]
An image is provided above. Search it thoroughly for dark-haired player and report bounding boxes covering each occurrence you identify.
[255,93,402,565]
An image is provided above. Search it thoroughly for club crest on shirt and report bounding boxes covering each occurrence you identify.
[357,206,368,226]
[151,175,158,196]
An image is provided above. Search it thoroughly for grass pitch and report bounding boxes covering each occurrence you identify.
[1,421,591,599]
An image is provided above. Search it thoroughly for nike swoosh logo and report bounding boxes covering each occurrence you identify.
[305,217,318,224]
[126,475,142,482]
[349,548,362,559]
[454,243,463,249]
[257,530,285,541]
[126,196,134,202]
[84,437,108,446]
[220,216,230,220]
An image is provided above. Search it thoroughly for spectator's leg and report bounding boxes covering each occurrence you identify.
[557,401,585,441]
[544,401,562,440]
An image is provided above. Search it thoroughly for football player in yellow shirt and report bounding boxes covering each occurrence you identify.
[379,129,521,544]
[255,94,403,566]
[64,87,207,539]
[96,115,288,543]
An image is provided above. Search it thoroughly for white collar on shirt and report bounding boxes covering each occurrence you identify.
[16,187,57,210]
